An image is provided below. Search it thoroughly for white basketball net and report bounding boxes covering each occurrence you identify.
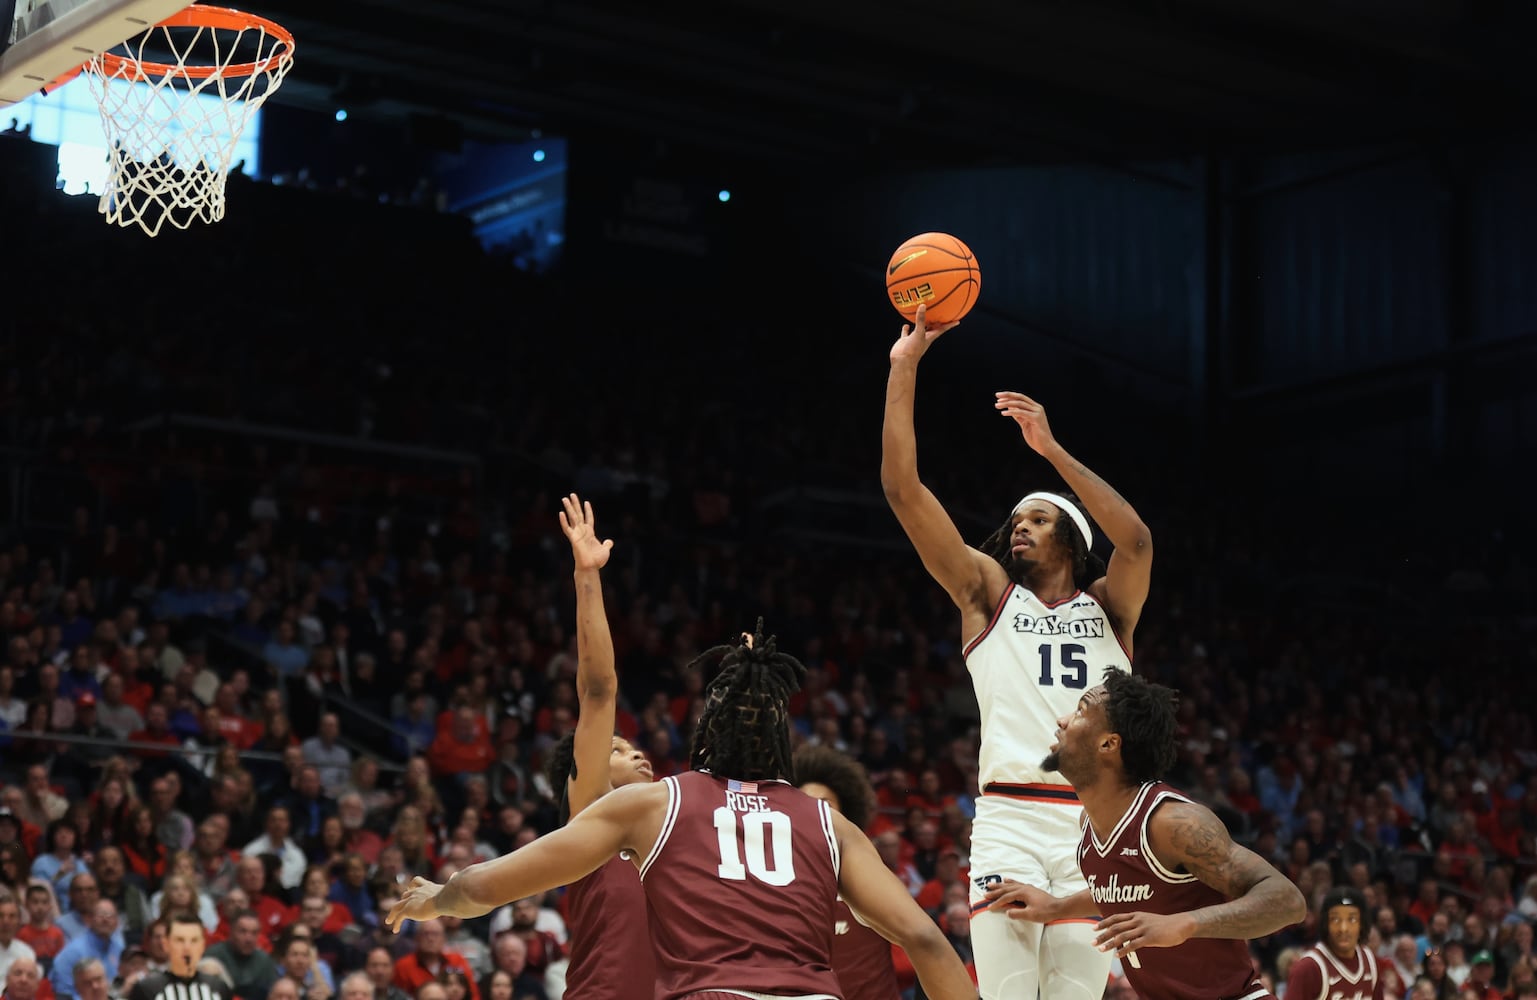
[82,10,293,236]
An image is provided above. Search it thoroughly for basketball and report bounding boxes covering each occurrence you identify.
[885,232,981,326]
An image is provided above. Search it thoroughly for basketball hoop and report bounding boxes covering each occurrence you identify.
[79,5,293,236]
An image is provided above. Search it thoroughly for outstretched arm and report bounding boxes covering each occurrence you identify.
[832,811,977,1000]
[559,493,619,818]
[882,304,998,613]
[386,781,667,926]
[1093,800,1305,957]
[995,392,1152,636]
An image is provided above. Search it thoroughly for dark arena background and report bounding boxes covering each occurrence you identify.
[2,2,1535,999]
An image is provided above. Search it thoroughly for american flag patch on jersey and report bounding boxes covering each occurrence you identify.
[727,779,758,793]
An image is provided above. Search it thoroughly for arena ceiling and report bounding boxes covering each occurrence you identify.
[245,0,1537,167]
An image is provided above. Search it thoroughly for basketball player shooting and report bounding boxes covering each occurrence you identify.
[983,668,1305,1000]
[881,302,1153,1000]
[387,624,978,1000]
[542,493,656,1000]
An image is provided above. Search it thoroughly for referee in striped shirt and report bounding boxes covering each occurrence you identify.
[127,915,230,1000]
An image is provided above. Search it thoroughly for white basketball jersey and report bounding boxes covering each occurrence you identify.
[964,584,1131,788]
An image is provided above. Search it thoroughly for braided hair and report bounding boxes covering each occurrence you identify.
[687,619,807,783]
[544,731,580,826]
[978,490,1105,588]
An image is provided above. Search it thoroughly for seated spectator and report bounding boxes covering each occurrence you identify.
[487,901,559,984]
[334,798,382,866]
[433,970,470,1000]
[0,898,37,984]
[286,772,340,855]
[392,921,477,1000]
[426,709,492,782]
[68,959,108,1000]
[206,912,278,1000]
[274,929,333,1000]
[95,677,144,744]
[242,808,306,891]
[49,901,121,1000]
[118,806,168,890]
[299,716,351,799]
[363,948,409,1000]
[29,823,83,896]
[17,767,67,829]
[327,856,375,929]
[88,851,146,945]
[15,886,63,972]
[3,955,53,1000]
[438,919,488,981]
[232,859,287,939]
[482,938,544,1000]
[149,872,217,932]
[192,819,240,900]
[148,776,194,855]
[336,972,372,1000]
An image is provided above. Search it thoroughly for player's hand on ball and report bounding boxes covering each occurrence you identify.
[994,391,1059,456]
[889,304,960,365]
[982,879,1060,921]
[1094,911,1194,956]
[387,876,445,931]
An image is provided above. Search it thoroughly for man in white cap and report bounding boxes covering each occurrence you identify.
[883,303,1154,1000]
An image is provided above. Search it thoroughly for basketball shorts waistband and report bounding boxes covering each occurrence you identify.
[983,782,1080,803]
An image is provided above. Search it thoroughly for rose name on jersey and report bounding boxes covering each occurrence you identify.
[1086,873,1153,904]
[725,790,772,812]
[1011,613,1107,638]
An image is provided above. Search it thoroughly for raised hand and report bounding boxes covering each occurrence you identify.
[559,493,614,571]
[889,303,961,365]
[386,875,445,931]
[994,391,1059,457]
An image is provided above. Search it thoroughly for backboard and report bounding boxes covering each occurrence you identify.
[1,0,190,106]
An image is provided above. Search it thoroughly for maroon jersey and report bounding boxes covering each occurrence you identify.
[565,854,656,1000]
[1285,944,1383,1000]
[641,771,843,1000]
[831,899,900,1000]
[1077,782,1270,1000]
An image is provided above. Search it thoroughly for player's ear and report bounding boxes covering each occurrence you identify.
[1100,732,1120,756]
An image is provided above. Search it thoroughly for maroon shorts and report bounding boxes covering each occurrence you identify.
[681,994,842,1000]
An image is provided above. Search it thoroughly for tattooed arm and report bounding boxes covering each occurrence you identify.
[1094,798,1305,957]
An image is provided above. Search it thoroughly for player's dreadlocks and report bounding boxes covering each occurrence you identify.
[1102,666,1179,785]
[978,489,1105,588]
[793,745,875,831]
[545,731,580,825]
[688,619,807,783]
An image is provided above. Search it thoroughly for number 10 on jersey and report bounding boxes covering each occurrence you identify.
[713,807,796,886]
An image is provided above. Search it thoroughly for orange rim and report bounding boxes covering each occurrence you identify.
[94,5,293,81]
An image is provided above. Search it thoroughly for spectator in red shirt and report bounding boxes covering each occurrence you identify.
[212,683,260,750]
[392,920,479,1000]
[427,708,493,779]
[16,886,64,966]
[127,703,180,760]
[915,850,967,915]
[235,855,290,938]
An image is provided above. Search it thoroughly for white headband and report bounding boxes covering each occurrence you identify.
[1012,491,1093,550]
